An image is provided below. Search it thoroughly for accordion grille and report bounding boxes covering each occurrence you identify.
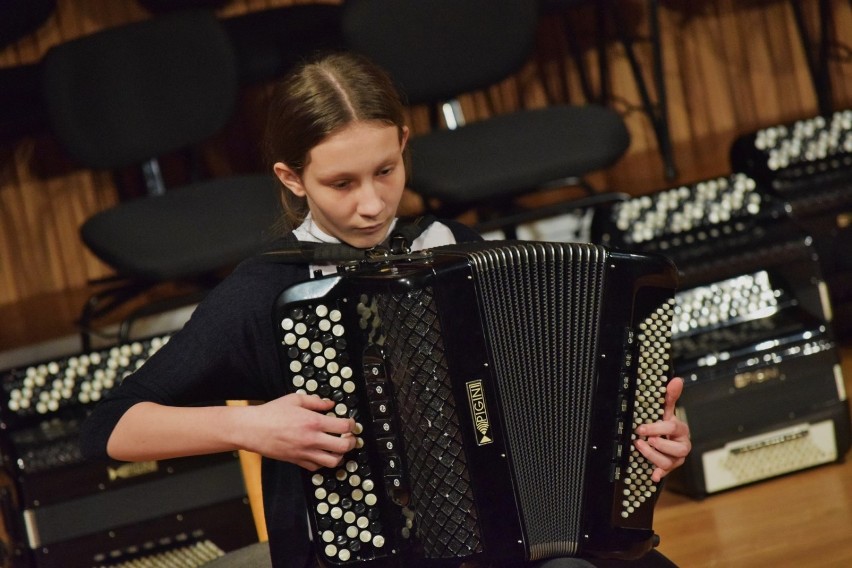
[377,288,482,559]
[470,243,606,559]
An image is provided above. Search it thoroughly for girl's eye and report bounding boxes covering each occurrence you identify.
[378,166,393,177]
[330,180,350,189]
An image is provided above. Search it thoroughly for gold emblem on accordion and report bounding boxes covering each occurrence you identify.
[107,460,159,481]
[734,367,781,389]
[466,379,493,445]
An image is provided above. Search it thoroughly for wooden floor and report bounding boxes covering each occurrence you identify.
[652,344,852,568]
[1,134,851,567]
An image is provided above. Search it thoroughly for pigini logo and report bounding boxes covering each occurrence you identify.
[466,379,493,445]
[107,460,159,481]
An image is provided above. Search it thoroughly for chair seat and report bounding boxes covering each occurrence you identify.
[409,104,630,204]
[80,175,282,281]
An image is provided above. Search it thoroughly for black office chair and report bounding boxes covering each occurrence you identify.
[221,3,345,86]
[0,0,56,48]
[136,0,229,14]
[0,62,49,147]
[540,0,677,180]
[340,0,631,236]
[41,10,282,347]
[0,0,56,147]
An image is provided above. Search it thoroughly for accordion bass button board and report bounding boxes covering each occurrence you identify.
[273,240,680,567]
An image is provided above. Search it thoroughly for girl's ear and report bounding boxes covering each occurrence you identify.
[400,126,410,151]
[273,162,306,197]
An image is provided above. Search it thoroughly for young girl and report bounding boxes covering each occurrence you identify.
[80,52,690,568]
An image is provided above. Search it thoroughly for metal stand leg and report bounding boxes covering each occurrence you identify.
[612,0,677,180]
[791,0,834,116]
[538,0,676,178]
[538,1,610,105]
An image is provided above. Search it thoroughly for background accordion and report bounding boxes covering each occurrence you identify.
[274,241,679,566]
[0,334,257,567]
[592,168,851,498]
[730,108,852,336]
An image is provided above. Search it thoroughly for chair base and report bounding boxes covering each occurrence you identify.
[471,191,629,240]
[422,176,602,240]
[76,274,218,351]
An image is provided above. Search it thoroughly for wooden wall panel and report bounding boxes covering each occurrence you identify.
[0,0,850,308]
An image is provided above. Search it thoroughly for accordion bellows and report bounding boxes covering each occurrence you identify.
[274,241,678,566]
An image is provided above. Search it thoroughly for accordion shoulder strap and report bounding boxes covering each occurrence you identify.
[386,214,437,252]
[260,215,437,265]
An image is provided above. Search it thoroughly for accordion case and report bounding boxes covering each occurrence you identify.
[273,241,679,566]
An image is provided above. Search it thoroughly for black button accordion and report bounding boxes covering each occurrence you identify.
[730,109,852,335]
[590,173,851,498]
[591,172,792,289]
[0,335,257,567]
[273,241,679,566]
[730,109,852,203]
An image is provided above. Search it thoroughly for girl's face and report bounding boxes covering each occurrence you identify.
[274,121,409,249]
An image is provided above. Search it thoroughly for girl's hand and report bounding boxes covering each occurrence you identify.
[239,393,356,471]
[634,377,691,482]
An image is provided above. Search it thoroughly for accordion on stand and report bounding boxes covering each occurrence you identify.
[273,241,678,567]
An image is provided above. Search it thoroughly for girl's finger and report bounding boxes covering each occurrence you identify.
[663,377,684,421]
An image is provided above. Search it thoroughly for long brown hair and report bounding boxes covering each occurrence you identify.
[264,51,409,230]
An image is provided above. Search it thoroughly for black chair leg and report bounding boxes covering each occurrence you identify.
[790,0,834,116]
[117,287,209,344]
[77,279,156,352]
[612,0,677,180]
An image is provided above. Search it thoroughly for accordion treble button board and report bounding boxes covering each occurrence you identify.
[2,336,170,422]
[615,302,675,522]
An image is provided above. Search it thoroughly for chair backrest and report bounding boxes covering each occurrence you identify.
[0,0,56,48]
[221,4,345,86]
[340,0,538,105]
[137,0,229,15]
[41,10,238,170]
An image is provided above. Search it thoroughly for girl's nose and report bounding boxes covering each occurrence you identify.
[356,182,384,217]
